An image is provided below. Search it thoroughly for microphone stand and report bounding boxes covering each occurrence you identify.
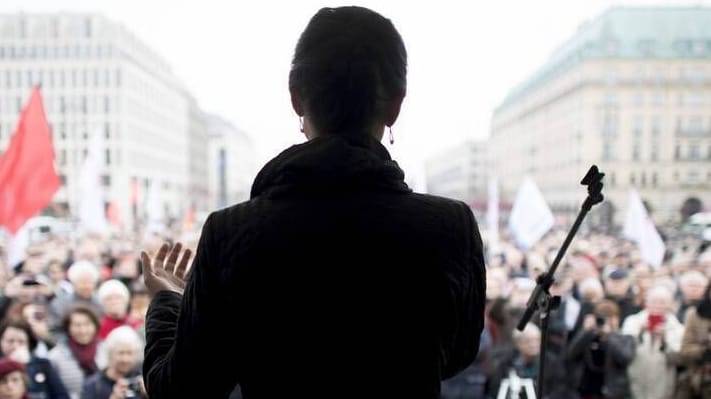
[516,165,604,399]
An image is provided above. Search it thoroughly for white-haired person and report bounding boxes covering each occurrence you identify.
[677,269,709,322]
[96,281,140,340]
[80,327,145,399]
[621,284,685,399]
[49,262,102,341]
[48,305,107,399]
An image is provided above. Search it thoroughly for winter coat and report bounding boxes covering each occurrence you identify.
[143,134,487,398]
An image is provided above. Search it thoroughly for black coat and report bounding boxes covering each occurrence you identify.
[143,135,486,398]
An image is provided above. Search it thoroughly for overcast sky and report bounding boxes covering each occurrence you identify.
[3,0,709,188]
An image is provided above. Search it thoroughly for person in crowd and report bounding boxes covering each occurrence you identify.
[485,323,566,399]
[441,328,491,399]
[48,305,106,399]
[95,281,139,340]
[45,261,72,300]
[5,301,55,357]
[572,277,606,337]
[568,300,636,399]
[0,358,30,399]
[603,268,641,323]
[677,270,708,322]
[0,319,69,399]
[631,262,655,308]
[80,327,144,399]
[140,6,486,398]
[621,285,684,399]
[677,280,711,399]
[49,263,101,340]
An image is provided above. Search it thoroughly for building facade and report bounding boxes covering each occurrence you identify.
[489,7,711,225]
[206,114,255,210]
[0,13,215,229]
[425,140,488,211]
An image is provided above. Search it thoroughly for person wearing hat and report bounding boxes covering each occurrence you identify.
[0,358,29,399]
[604,267,641,324]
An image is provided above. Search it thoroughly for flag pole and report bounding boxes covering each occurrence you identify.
[516,165,604,399]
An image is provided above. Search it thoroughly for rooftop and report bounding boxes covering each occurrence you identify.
[495,6,711,112]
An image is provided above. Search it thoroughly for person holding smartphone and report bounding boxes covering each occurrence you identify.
[621,285,684,399]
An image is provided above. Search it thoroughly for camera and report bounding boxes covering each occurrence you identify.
[595,316,607,328]
[125,376,142,398]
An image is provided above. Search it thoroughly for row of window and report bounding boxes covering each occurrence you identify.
[57,174,111,188]
[0,67,121,89]
[56,147,118,168]
[0,121,117,142]
[602,113,711,136]
[602,141,711,161]
[0,44,114,61]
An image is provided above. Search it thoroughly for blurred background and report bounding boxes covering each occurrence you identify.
[0,1,710,398]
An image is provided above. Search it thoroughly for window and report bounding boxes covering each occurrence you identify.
[602,107,619,136]
[104,123,110,139]
[690,143,700,160]
[602,140,615,161]
[630,173,636,186]
[115,69,121,87]
[650,144,658,161]
[676,116,683,133]
[641,172,647,187]
[708,145,711,160]
[633,115,643,137]
[651,115,661,136]
[652,91,664,106]
[81,96,87,114]
[632,142,640,161]
[689,171,700,184]
[59,175,67,186]
[59,149,66,166]
[689,116,703,134]
[652,172,658,187]
[675,143,681,160]
[104,96,110,113]
[105,149,111,166]
[101,175,111,187]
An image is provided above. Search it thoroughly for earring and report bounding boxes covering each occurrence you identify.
[388,126,394,145]
[299,117,304,133]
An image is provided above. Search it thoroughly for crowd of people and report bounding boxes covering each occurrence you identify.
[0,218,709,399]
[0,230,191,399]
[442,225,711,399]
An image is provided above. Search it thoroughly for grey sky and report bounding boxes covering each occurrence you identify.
[3,0,709,188]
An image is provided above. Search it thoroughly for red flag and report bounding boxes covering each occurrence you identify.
[107,201,121,226]
[0,86,61,234]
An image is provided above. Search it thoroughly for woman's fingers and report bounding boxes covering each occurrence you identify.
[165,242,182,273]
[175,249,192,280]
[154,243,171,269]
[140,252,153,275]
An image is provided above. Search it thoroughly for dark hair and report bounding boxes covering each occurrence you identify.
[289,6,407,136]
[696,281,711,319]
[0,318,38,352]
[61,304,101,335]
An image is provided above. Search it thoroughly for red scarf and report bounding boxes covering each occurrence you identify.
[99,315,128,339]
[67,337,98,376]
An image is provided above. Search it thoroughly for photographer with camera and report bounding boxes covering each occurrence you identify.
[567,300,636,399]
[678,280,711,399]
[80,327,145,399]
[621,285,684,399]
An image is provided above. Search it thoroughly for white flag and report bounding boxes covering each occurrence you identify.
[145,179,165,236]
[78,129,108,235]
[486,176,500,253]
[508,176,554,250]
[623,190,665,268]
[5,224,29,270]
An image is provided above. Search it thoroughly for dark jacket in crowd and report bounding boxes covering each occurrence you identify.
[567,330,636,399]
[80,369,145,399]
[23,356,70,399]
[144,135,487,398]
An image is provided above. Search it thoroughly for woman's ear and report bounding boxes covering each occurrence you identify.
[385,95,405,127]
[290,87,304,117]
